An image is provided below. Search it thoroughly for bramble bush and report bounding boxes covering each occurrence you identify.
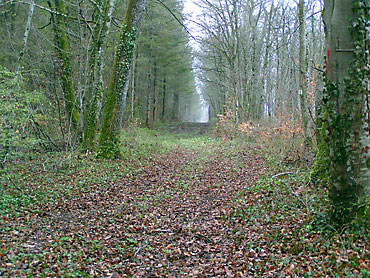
[215,108,304,143]
[238,113,304,141]
[214,107,237,140]
[215,110,308,166]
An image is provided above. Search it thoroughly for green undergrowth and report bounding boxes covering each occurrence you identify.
[1,129,369,277]
[120,127,218,155]
[226,136,370,276]
[0,128,216,218]
[1,154,134,218]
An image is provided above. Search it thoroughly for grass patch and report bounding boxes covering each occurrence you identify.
[120,127,218,153]
[0,127,217,217]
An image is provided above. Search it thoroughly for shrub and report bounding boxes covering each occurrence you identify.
[214,107,237,140]
[0,66,44,165]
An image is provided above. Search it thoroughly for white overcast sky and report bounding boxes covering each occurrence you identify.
[184,0,200,14]
[183,0,203,46]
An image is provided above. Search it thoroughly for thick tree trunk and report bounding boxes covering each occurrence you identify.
[49,0,79,131]
[323,0,370,225]
[97,0,146,158]
[82,0,115,151]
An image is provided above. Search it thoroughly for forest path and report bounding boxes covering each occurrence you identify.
[2,131,369,277]
[160,122,212,135]
[1,135,269,277]
[113,144,266,276]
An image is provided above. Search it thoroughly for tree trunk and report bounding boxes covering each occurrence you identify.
[162,75,166,121]
[146,66,151,127]
[263,2,274,118]
[130,50,137,124]
[82,0,115,151]
[49,0,79,131]
[323,0,370,225]
[119,70,131,128]
[15,0,35,76]
[97,0,146,158]
[298,0,310,146]
[173,92,179,121]
[152,61,157,124]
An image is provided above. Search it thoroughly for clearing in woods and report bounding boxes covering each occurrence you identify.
[0,126,369,277]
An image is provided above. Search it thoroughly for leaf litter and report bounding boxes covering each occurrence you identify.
[0,132,369,277]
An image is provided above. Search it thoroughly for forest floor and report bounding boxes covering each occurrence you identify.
[1,127,369,277]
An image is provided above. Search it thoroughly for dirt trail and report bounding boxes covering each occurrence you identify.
[162,122,212,135]
[1,143,266,277]
[3,136,370,277]
[117,147,265,276]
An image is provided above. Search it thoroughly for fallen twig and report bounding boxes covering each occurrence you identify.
[133,239,149,258]
[272,172,293,178]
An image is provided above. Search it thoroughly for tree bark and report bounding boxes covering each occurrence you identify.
[15,0,35,76]
[130,49,138,124]
[298,0,310,146]
[98,0,146,158]
[162,75,166,121]
[49,0,79,131]
[82,0,115,151]
[323,0,370,225]
[152,61,157,124]
[172,92,179,121]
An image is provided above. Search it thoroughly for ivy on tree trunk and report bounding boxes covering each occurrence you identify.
[49,0,79,130]
[97,0,146,158]
[81,0,114,151]
[323,0,370,226]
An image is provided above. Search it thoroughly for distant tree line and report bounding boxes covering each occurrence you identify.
[195,0,370,226]
[196,0,324,129]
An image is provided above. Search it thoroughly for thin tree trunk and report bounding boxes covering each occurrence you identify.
[298,0,310,146]
[152,61,157,124]
[263,2,274,118]
[173,92,179,121]
[162,75,166,121]
[130,48,138,123]
[15,0,35,76]
[146,68,151,127]
[119,68,132,127]
[130,49,137,124]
